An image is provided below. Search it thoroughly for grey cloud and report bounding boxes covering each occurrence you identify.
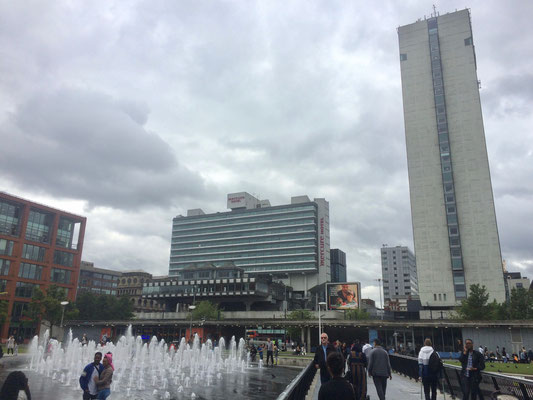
[0,88,205,209]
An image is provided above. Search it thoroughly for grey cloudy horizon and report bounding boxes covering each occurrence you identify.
[1,0,532,303]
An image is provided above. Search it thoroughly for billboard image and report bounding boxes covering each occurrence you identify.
[327,282,361,310]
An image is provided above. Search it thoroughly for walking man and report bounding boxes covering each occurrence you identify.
[266,338,274,367]
[367,338,392,400]
[314,332,336,384]
[459,338,485,400]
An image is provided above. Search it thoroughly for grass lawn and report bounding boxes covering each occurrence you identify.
[444,360,533,376]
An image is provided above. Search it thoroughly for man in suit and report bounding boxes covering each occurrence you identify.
[314,332,336,384]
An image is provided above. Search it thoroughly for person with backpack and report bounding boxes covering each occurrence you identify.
[418,338,442,400]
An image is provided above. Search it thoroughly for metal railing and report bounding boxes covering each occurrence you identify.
[277,361,317,400]
[390,354,532,399]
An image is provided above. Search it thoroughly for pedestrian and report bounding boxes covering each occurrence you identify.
[79,352,104,400]
[250,344,257,362]
[314,332,336,384]
[94,353,113,399]
[362,341,373,359]
[528,349,533,364]
[347,340,367,400]
[318,352,356,400]
[274,343,279,365]
[266,338,274,367]
[502,347,508,363]
[418,338,442,400]
[459,338,485,400]
[7,335,15,355]
[0,371,32,400]
[258,343,264,362]
[367,338,392,400]
[81,334,88,346]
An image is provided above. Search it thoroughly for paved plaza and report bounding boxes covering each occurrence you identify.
[312,372,449,400]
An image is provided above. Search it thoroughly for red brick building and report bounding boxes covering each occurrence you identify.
[0,192,86,340]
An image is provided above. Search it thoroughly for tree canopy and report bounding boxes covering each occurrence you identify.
[191,300,222,320]
[456,284,533,321]
[75,292,134,321]
[24,285,79,332]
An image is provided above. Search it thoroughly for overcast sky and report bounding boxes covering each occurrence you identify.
[1,1,532,304]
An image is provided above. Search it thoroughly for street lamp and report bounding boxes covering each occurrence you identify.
[188,304,196,342]
[375,278,383,320]
[60,301,69,328]
[318,301,326,341]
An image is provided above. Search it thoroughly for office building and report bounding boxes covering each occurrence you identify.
[77,261,121,296]
[381,246,418,300]
[117,270,165,312]
[398,9,506,312]
[504,272,530,292]
[170,192,330,299]
[330,249,347,283]
[0,191,86,339]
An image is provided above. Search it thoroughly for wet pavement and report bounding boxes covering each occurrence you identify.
[1,355,301,400]
[312,372,449,399]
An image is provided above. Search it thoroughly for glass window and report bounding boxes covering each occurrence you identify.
[15,281,39,298]
[0,279,7,292]
[18,263,43,280]
[11,301,28,318]
[400,53,407,61]
[0,200,22,236]
[449,227,458,236]
[25,209,53,243]
[50,268,71,284]
[452,258,463,270]
[0,239,14,256]
[56,217,79,249]
[464,37,472,46]
[447,214,458,224]
[0,259,10,276]
[53,250,74,267]
[22,244,46,262]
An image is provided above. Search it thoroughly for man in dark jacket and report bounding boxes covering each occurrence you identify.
[459,339,485,400]
[314,332,336,384]
[79,352,103,400]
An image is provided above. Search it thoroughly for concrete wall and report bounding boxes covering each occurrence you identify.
[462,327,533,354]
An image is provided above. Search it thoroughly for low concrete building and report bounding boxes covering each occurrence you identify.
[77,261,121,296]
[142,263,292,312]
[118,270,165,312]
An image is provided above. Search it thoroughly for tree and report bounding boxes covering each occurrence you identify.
[345,308,370,320]
[502,288,533,320]
[75,292,134,321]
[456,284,497,320]
[286,309,313,339]
[24,285,79,336]
[191,300,222,320]
[0,300,8,329]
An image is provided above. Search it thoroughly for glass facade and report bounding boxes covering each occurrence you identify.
[0,199,22,236]
[427,17,466,299]
[53,250,74,267]
[0,259,10,276]
[50,268,71,284]
[25,209,53,243]
[22,244,46,262]
[0,239,14,256]
[170,204,319,275]
[18,263,43,280]
[56,217,76,249]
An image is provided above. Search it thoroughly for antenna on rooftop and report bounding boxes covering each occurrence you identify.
[432,4,438,17]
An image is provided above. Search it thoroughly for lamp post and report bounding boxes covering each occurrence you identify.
[375,278,383,320]
[188,304,196,342]
[318,301,326,341]
[60,301,69,328]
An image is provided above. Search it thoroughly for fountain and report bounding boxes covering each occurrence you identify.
[21,326,298,399]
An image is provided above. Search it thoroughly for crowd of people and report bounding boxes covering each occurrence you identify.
[313,333,491,400]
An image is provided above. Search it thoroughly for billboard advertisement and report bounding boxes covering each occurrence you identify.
[326,282,361,310]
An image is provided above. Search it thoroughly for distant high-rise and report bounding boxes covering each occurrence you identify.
[330,249,347,282]
[169,192,330,298]
[381,246,417,300]
[398,9,506,311]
